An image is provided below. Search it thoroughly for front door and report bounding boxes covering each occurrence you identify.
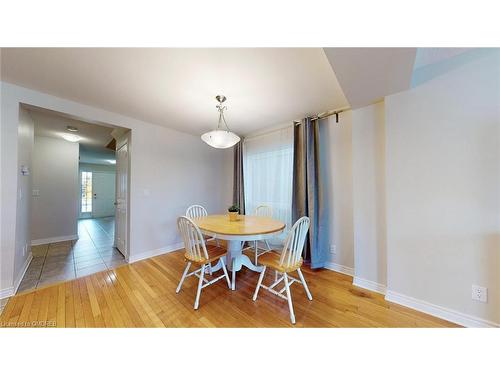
[92,172,116,218]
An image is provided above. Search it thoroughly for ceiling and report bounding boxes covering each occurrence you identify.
[28,107,116,165]
[2,48,349,136]
[413,48,471,69]
[323,48,417,109]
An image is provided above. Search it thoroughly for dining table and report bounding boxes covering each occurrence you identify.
[193,214,285,290]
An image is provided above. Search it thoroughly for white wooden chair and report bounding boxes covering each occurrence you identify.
[186,204,218,243]
[176,216,231,310]
[244,204,273,264]
[185,204,208,219]
[186,204,219,274]
[252,216,312,324]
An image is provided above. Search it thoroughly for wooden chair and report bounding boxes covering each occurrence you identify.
[186,204,218,244]
[185,204,208,219]
[176,216,231,310]
[244,204,273,264]
[186,204,219,274]
[252,216,312,324]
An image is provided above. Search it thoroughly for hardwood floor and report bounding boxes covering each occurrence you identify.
[0,249,459,328]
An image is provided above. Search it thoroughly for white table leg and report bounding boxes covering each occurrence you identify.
[226,239,264,290]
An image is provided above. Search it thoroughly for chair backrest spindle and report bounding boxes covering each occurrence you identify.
[279,216,310,269]
[177,216,209,262]
[186,205,208,220]
[255,205,273,218]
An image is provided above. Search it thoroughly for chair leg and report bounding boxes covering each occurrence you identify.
[274,270,278,283]
[265,239,272,251]
[231,258,236,291]
[254,241,258,264]
[176,262,191,293]
[207,262,213,275]
[220,258,231,289]
[283,273,296,324]
[194,264,205,310]
[253,266,267,301]
[297,268,312,300]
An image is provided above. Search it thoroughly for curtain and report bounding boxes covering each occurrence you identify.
[243,126,293,245]
[292,118,327,269]
[233,140,245,214]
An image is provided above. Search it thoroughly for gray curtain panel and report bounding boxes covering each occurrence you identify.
[232,140,245,214]
[292,118,327,269]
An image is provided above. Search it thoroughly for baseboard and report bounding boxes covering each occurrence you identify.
[0,287,14,300]
[353,276,387,295]
[128,242,184,264]
[14,253,33,294]
[0,253,33,299]
[31,234,78,246]
[385,290,500,328]
[325,262,354,277]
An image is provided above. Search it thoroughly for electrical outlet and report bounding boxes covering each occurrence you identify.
[330,244,336,254]
[472,285,488,303]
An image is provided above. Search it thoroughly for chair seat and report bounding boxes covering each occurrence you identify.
[184,244,227,264]
[258,250,302,273]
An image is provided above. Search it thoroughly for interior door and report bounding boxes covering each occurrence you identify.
[115,142,128,257]
[92,172,116,218]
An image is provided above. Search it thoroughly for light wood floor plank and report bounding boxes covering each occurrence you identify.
[56,284,66,328]
[64,281,75,328]
[0,250,460,328]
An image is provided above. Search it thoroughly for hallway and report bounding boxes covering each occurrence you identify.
[17,217,126,293]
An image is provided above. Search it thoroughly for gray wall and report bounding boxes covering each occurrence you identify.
[352,102,387,288]
[31,136,79,243]
[320,112,354,271]
[13,107,34,285]
[385,51,500,325]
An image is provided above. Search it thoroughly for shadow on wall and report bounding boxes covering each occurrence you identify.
[411,49,499,88]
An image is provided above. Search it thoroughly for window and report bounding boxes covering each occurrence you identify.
[81,171,93,213]
[243,126,293,245]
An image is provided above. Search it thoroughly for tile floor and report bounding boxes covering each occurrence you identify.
[17,217,126,293]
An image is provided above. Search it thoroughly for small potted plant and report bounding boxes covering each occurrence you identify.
[228,205,240,222]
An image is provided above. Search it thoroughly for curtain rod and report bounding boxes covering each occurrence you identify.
[293,106,351,125]
[244,105,352,141]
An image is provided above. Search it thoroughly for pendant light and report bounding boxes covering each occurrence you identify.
[201,95,240,149]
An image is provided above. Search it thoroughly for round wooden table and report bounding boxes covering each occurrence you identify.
[193,214,285,290]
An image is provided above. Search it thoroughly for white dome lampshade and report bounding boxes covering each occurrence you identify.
[202,95,240,149]
[201,129,240,149]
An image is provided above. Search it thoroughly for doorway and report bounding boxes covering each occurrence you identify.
[16,105,131,293]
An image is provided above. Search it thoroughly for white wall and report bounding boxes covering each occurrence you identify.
[31,136,79,243]
[320,113,354,271]
[351,102,387,290]
[128,121,229,256]
[385,51,500,326]
[0,82,232,295]
[13,107,34,287]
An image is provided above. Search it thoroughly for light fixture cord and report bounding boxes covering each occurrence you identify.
[217,104,232,132]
